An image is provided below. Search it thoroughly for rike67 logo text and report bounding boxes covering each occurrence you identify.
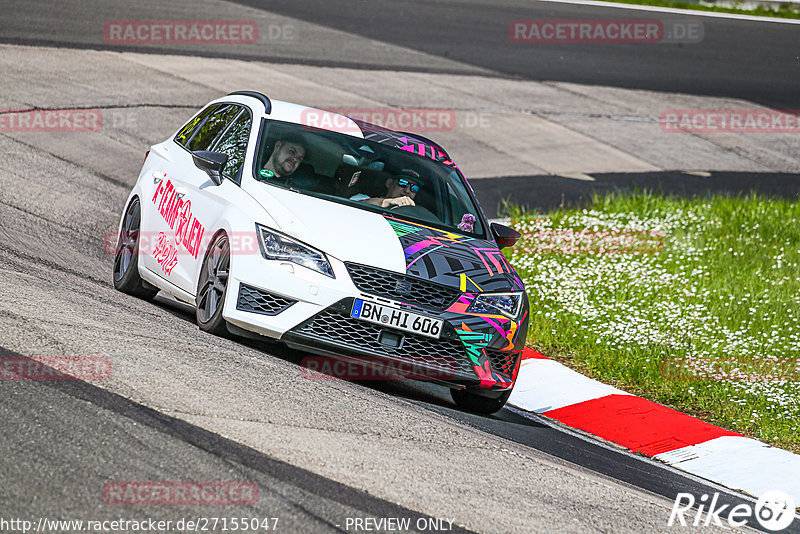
[669,491,795,531]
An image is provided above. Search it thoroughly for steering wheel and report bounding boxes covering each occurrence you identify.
[390,204,441,223]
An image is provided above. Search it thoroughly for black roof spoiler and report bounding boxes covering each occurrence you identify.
[227,91,272,114]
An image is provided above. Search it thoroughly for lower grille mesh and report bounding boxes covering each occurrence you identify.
[290,307,474,375]
[485,348,520,377]
[236,284,296,316]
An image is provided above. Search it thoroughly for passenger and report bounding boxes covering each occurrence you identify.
[351,169,422,208]
[259,134,307,180]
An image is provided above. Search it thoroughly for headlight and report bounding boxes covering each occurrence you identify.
[466,292,522,319]
[256,224,335,278]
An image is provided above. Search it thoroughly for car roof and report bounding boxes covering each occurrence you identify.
[217,90,454,163]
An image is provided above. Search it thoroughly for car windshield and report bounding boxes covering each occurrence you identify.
[253,119,486,237]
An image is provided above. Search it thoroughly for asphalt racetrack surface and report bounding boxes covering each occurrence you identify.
[0,1,796,532]
[1,0,798,108]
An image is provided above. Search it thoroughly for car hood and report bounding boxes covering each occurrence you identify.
[383,214,525,293]
[244,183,524,292]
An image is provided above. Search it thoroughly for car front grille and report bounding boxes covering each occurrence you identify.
[288,303,475,376]
[236,283,296,316]
[345,263,460,311]
[485,348,520,378]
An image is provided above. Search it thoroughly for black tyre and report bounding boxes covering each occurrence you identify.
[450,387,512,414]
[196,233,230,335]
[113,198,159,300]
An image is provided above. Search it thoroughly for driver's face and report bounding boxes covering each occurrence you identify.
[275,141,305,175]
[386,177,418,199]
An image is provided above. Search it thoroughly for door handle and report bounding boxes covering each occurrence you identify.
[153,170,167,184]
[174,187,187,199]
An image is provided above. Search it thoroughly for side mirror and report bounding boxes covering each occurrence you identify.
[491,222,521,249]
[192,151,228,186]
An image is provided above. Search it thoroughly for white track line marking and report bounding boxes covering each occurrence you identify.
[655,436,800,502]
[509,358,632,412]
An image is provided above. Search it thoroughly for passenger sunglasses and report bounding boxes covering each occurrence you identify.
[397,178,421,193]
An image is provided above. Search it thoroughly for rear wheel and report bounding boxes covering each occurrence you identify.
[450,387,512,414]
[196,233,230,335]
[113,198,158,300]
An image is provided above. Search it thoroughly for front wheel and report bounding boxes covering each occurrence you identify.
[113,198,158,300]
[450,387,512,414]
[196,233,230,335]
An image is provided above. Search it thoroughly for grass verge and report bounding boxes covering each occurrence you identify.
[508,192,800,453]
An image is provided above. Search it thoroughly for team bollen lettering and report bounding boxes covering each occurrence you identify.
[151,179,205,260]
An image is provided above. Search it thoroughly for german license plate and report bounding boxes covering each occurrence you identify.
[350,299,443,339]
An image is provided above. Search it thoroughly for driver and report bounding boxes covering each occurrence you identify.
[351,169,422,208]
[259,134,308,180]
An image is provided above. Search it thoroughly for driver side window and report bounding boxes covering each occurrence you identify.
[211,110,252,182]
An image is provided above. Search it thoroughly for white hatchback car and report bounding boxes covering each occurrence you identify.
[114,91,529,413]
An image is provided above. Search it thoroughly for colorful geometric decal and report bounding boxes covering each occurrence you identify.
[380,214,530,388]
[454,326,492,366]
[455,324,513,389]
[386,218,422,238]
[396,137,459,170]
[474,360,512,389]
[353,120,459,169]
[459,273,482,292]
[383,215,524,293]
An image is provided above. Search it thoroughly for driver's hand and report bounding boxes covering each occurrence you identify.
[382,196,415,208]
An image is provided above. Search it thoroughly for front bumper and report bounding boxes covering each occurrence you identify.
[223,256,527,389]
[282,298,521,389]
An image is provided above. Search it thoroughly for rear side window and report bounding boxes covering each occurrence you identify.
[174,105,217,147]
[213,111,252,181]
[186,105,241,152]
